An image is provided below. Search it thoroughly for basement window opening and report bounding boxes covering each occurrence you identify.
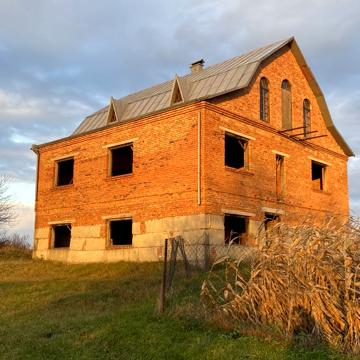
[264,213,280,231]
[225,133,248,169]
[224,214,248,245]
[311,161,326,191]
[53,224,71,248]
[110,144,133,176]
[109,219,133,246]
[56,158,74,186]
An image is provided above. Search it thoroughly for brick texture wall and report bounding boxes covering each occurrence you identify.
[35,104,205,236]
[204,47,349,224]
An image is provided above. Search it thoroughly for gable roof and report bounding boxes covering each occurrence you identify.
[72,37,353,156]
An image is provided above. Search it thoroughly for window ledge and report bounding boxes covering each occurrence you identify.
[225,166,254,176]
[106,245,133,250]
[52,184,74,190]
[312,189,331,195]
[106,173,134,181]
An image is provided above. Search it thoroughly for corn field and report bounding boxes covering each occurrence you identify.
[201,218,360,354]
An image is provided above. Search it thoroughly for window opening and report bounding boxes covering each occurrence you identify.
[110,144,133,176]
[56,158,74,186]
[312,161,326,191]
[260,77,270,121]
[53,224,71,248]
[224,214,248,245]
[109,219,133,246]
[225,133,248,169]
[281,80,292,129]
[276,155,285,200]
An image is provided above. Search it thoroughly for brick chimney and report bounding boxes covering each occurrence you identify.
[190,59,205,74]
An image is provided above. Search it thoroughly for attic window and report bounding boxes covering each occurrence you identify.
[109,144,133,176]
[53,224,71,248]
[311,161,326,191]
[303,99,311,137]
[224,214,248,245]
[109,219,133,246]
[109,111,116,123]
[225,133,248,169]
[107,97,118,124]
[171,80,183,104]
[281,80,292,129]
[260,77,269,121]
[56,158,74,186]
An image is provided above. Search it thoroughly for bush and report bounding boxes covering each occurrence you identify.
[0,232,32,259]
[201,218,360,354]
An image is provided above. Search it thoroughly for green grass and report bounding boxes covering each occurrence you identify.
[0,253,354,360]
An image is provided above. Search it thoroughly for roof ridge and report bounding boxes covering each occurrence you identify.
[114,37,293,104]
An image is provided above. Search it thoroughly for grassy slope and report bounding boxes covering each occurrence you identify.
[0,255,352,360]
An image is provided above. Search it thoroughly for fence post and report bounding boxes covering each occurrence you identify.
[158,238,168,314]
[204,231,210,270]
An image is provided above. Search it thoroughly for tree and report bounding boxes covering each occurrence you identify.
[0,175,15,230]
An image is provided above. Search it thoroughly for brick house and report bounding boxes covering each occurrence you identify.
[32,37,353,263]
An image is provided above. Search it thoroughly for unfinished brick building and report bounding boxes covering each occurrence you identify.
[32,37,353,263]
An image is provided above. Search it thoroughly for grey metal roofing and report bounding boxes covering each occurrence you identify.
[73,38,293,135]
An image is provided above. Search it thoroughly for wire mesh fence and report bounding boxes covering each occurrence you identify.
[157,233,257,313]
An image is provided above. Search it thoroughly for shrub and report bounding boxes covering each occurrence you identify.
[0,232,32,259]
[201,218,360,354]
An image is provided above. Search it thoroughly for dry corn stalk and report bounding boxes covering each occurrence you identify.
[201,217,360,354]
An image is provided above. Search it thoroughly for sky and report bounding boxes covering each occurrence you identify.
[0,0,359,239]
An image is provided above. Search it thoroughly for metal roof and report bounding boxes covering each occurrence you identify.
[73,38,293,135]
[50,37,353,157]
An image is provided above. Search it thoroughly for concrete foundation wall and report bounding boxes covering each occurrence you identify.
[33,213,261,263]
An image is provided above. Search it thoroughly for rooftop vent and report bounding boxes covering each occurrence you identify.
[190,59,205,74]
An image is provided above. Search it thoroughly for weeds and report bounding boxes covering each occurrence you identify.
[201,217,360,355]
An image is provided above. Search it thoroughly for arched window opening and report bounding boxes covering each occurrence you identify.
[303,99,311,137]
[281,80,292,129]
[260,77,269,121]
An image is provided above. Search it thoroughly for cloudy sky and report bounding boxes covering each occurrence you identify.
[0,0,359,238]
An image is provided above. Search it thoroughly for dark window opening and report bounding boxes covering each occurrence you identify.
[109,110,116,123]
[110,144,133,176]
[260,77,270,121]
[224,214,248,245]
[225,133,248,169]
[276,155,285,200]
[56,158,74,186]
[172,82,183,104]
[312,161,326,191]
[281,79,292,129]
[109,219,133,246]
[303,99,311,137]
[53,224,71,248]
[264,213,280,231]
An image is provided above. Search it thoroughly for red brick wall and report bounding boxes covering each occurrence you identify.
[202,105,349,222]
[35,104,206,235]
[204,46,349,221]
